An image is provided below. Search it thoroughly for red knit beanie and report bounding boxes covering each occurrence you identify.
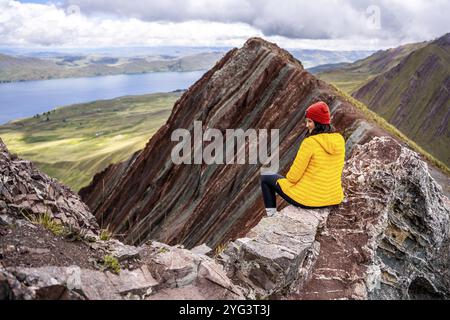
[305,101,331,124]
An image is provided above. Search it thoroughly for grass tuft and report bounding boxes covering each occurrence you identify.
[101,255,121,274]
[214,242,228,257]
[99,227,112,241]
[28,212,65,236]
[157,247,170,254]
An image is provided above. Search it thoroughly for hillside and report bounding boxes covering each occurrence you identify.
[0,52,223,83]
[353,33,450,167]
[0,92,182,191]
[314,41,428,93]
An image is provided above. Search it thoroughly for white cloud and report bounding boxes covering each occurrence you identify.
[0,0,263,47]
[0,0,448,50]
[67,0,450,41]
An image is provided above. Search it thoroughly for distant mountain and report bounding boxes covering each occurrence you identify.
[0,54,62,82]
[289,49,374,69]
[353,33,450,167]
[0,46,374,82]
[0,52,225,82]
[0,45,232,59]
[315,41,428,93]
[308,62,351,74]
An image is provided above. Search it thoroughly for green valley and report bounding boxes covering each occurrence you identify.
[0,92,181,192]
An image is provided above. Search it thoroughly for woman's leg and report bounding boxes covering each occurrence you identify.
[260,173,285,208]
[261,173,326,210]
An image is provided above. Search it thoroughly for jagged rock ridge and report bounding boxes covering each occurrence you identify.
[0,138,97,237]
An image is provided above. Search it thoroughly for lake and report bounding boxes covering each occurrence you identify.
[0,71,206,124]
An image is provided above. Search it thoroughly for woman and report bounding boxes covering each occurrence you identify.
[260,101,345,217]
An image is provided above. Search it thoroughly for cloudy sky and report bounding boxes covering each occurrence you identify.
[0,0,449,50]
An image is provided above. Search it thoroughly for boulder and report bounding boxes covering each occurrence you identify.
[297,136,450,300]
[219,206,329,299]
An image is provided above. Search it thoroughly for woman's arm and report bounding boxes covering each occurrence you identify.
[285,138,313,184]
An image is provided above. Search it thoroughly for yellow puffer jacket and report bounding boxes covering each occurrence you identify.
[277,132,346,207]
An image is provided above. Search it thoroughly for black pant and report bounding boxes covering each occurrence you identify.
[260,173,325,209]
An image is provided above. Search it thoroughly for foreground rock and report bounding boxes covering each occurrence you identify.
[296,136,450,299]
[0,138,97,238]
[0,138,243,300]
[219,206,328,299]
[0,241,243,300]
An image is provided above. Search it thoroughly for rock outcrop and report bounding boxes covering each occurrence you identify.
[0,138,98,238]
[0,241,244,300]
[218,206,329,299]
[296,136,450,299]
[79,37,393,249]
[216,136,450,300]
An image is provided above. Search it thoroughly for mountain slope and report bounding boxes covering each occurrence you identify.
[314,41,428,93]
[353,33,450,167]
